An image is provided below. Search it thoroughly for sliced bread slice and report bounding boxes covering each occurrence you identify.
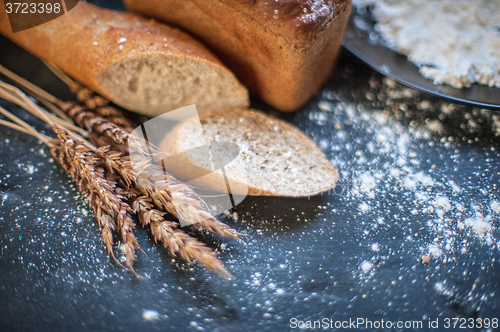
[157,109,338,197]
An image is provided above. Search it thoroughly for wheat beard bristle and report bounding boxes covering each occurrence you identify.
[69,81,136,132]
[50,126,141,273]
[93,143,235,275]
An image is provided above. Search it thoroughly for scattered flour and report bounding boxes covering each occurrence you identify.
[327,75,500,272]
[142,310,160,321]
[432,196,452,212]
[358,202,371,212]
[464,216,492,237]
[428,244,442,258]
[275,288,286,296]
[491,201,500,214]
[415,192,429,202]
[357,172,377,193]
[360,260,374,274]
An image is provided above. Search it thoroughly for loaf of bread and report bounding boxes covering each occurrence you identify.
[157,109,339,197]
[0,1,249,116]
[123,0,352,111]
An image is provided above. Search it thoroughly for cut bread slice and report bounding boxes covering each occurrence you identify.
[0,2,249,116]
[157,109,338,197]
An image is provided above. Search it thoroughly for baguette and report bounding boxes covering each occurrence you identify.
[123,0,352,112]
[0,1,249,116]
[157,109,339,197]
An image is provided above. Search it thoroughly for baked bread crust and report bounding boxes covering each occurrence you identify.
[124,0,352,111]
[0,1,249,116]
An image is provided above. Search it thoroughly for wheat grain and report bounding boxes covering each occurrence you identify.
[129,189,231,277]
[0,73,243,276]
[51,127,141,272]
[1,102,228,275]
[94,146,232,276]
[56,100,242,239]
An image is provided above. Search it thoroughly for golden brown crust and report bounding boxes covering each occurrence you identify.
[0,1,248,114]
[124,0,352,111]
[221,0,350,47]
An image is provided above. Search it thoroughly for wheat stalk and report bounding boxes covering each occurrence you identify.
[91,146,231,276]
[0,82,233,277]
[0,104,128,271]
[0,64,243,241]
[0,62,135,131]
[0,84,143,273]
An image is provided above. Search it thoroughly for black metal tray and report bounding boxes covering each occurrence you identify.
[343,5,500,110]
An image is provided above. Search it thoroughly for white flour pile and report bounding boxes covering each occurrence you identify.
[353,0,500,88]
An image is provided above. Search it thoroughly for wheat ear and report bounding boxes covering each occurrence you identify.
[0,84,143,274]
[0,105,127,271]
[0,65,239,238]
[90,143,232,276]
[129,189,231,277]
[0,81,234,276]
[38,64,242,236]
[35,95,243,240]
